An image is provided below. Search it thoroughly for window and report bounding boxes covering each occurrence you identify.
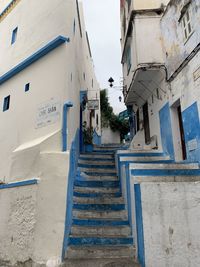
[25,83,30,92]
[3,95,10,112]
[126,45,132,74]
[11,27,18,45]
[181,7,192,41]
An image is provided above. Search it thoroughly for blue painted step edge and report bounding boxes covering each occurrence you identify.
[75,175,119,182]
[73,191,122,198]
[131,169,200,176]
[73,204,125,211]
[84,172,117,176]
[74,180,119,188]
[69,237,133,246]
[79,157,114,162]
[90,150,115,154]
[78,163,115,169]
[72,219,129,226]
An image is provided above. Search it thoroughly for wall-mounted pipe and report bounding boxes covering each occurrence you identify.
[62,101,73,152]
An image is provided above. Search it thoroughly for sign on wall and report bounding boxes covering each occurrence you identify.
[87,99,99,110]
[36,98,61,128]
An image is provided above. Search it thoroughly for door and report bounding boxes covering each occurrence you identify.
[177,105,187,160]
[142,102,151,144]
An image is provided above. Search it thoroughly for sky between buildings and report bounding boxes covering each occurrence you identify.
[82,0,126,114]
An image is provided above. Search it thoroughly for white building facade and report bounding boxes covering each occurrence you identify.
[119,1,200,266]
[0,0,101,266]
[121,0,200,162]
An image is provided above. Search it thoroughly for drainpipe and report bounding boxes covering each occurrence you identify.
[62,101,73,152]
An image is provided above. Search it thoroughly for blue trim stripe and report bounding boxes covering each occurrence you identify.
[131,169,200,176]
[0,36,69,85]
[0,179,38,190]
[72,219,129,226]
[134,184,145,267]
[68,237,133,246]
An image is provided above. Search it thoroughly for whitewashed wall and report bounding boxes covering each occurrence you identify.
[101,127,120,144]
[0,152,69,266]
[141,182,200,267]
[0,0,101,265]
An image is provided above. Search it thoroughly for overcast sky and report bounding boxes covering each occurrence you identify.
[81,0,126,114]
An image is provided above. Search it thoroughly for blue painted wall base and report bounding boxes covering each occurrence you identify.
[62,129,80,260]
[159,103,174,159]
[182,102,200,162]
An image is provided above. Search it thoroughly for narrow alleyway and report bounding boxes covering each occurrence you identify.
[64,145,139,267]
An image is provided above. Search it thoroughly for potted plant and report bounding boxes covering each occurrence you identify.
[82,122,93,152]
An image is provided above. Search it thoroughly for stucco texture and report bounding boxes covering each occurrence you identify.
[141,182,200,267]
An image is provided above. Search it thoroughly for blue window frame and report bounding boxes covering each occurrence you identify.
[11,27,18,45]
[3,95,10,112]
[25,83,30,92]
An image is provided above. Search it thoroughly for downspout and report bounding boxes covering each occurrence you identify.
[62,101,73,152]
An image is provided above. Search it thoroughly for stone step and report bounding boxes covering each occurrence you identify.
[78,159,115,165]
[93,150,118,153]
[78,163,115,169]
[80,154,114,159]
[64,258,139,267]
[73,196,124,204]
[82,172,117,177]
[132,162,200,170]
[73,204,125,211]
[72,219,129,227]
[74,180,119,188]
[92,150,116,154]
[74,186,119,194]
[78,167,116,173]
[70,225,131,237]
[119,156,172,163]
[77,174,118,181]
[73,191,122,198]
[66,245,135,260]
[68,237,133,246]
[73,210,127,220]
[93,148,119,151]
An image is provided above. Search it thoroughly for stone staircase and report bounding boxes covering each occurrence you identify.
[64,145,138,267]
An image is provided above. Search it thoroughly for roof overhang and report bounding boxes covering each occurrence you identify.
[124,65,166,107]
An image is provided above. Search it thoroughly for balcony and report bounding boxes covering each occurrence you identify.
[122,13,165,106]
[120,0,167,51]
